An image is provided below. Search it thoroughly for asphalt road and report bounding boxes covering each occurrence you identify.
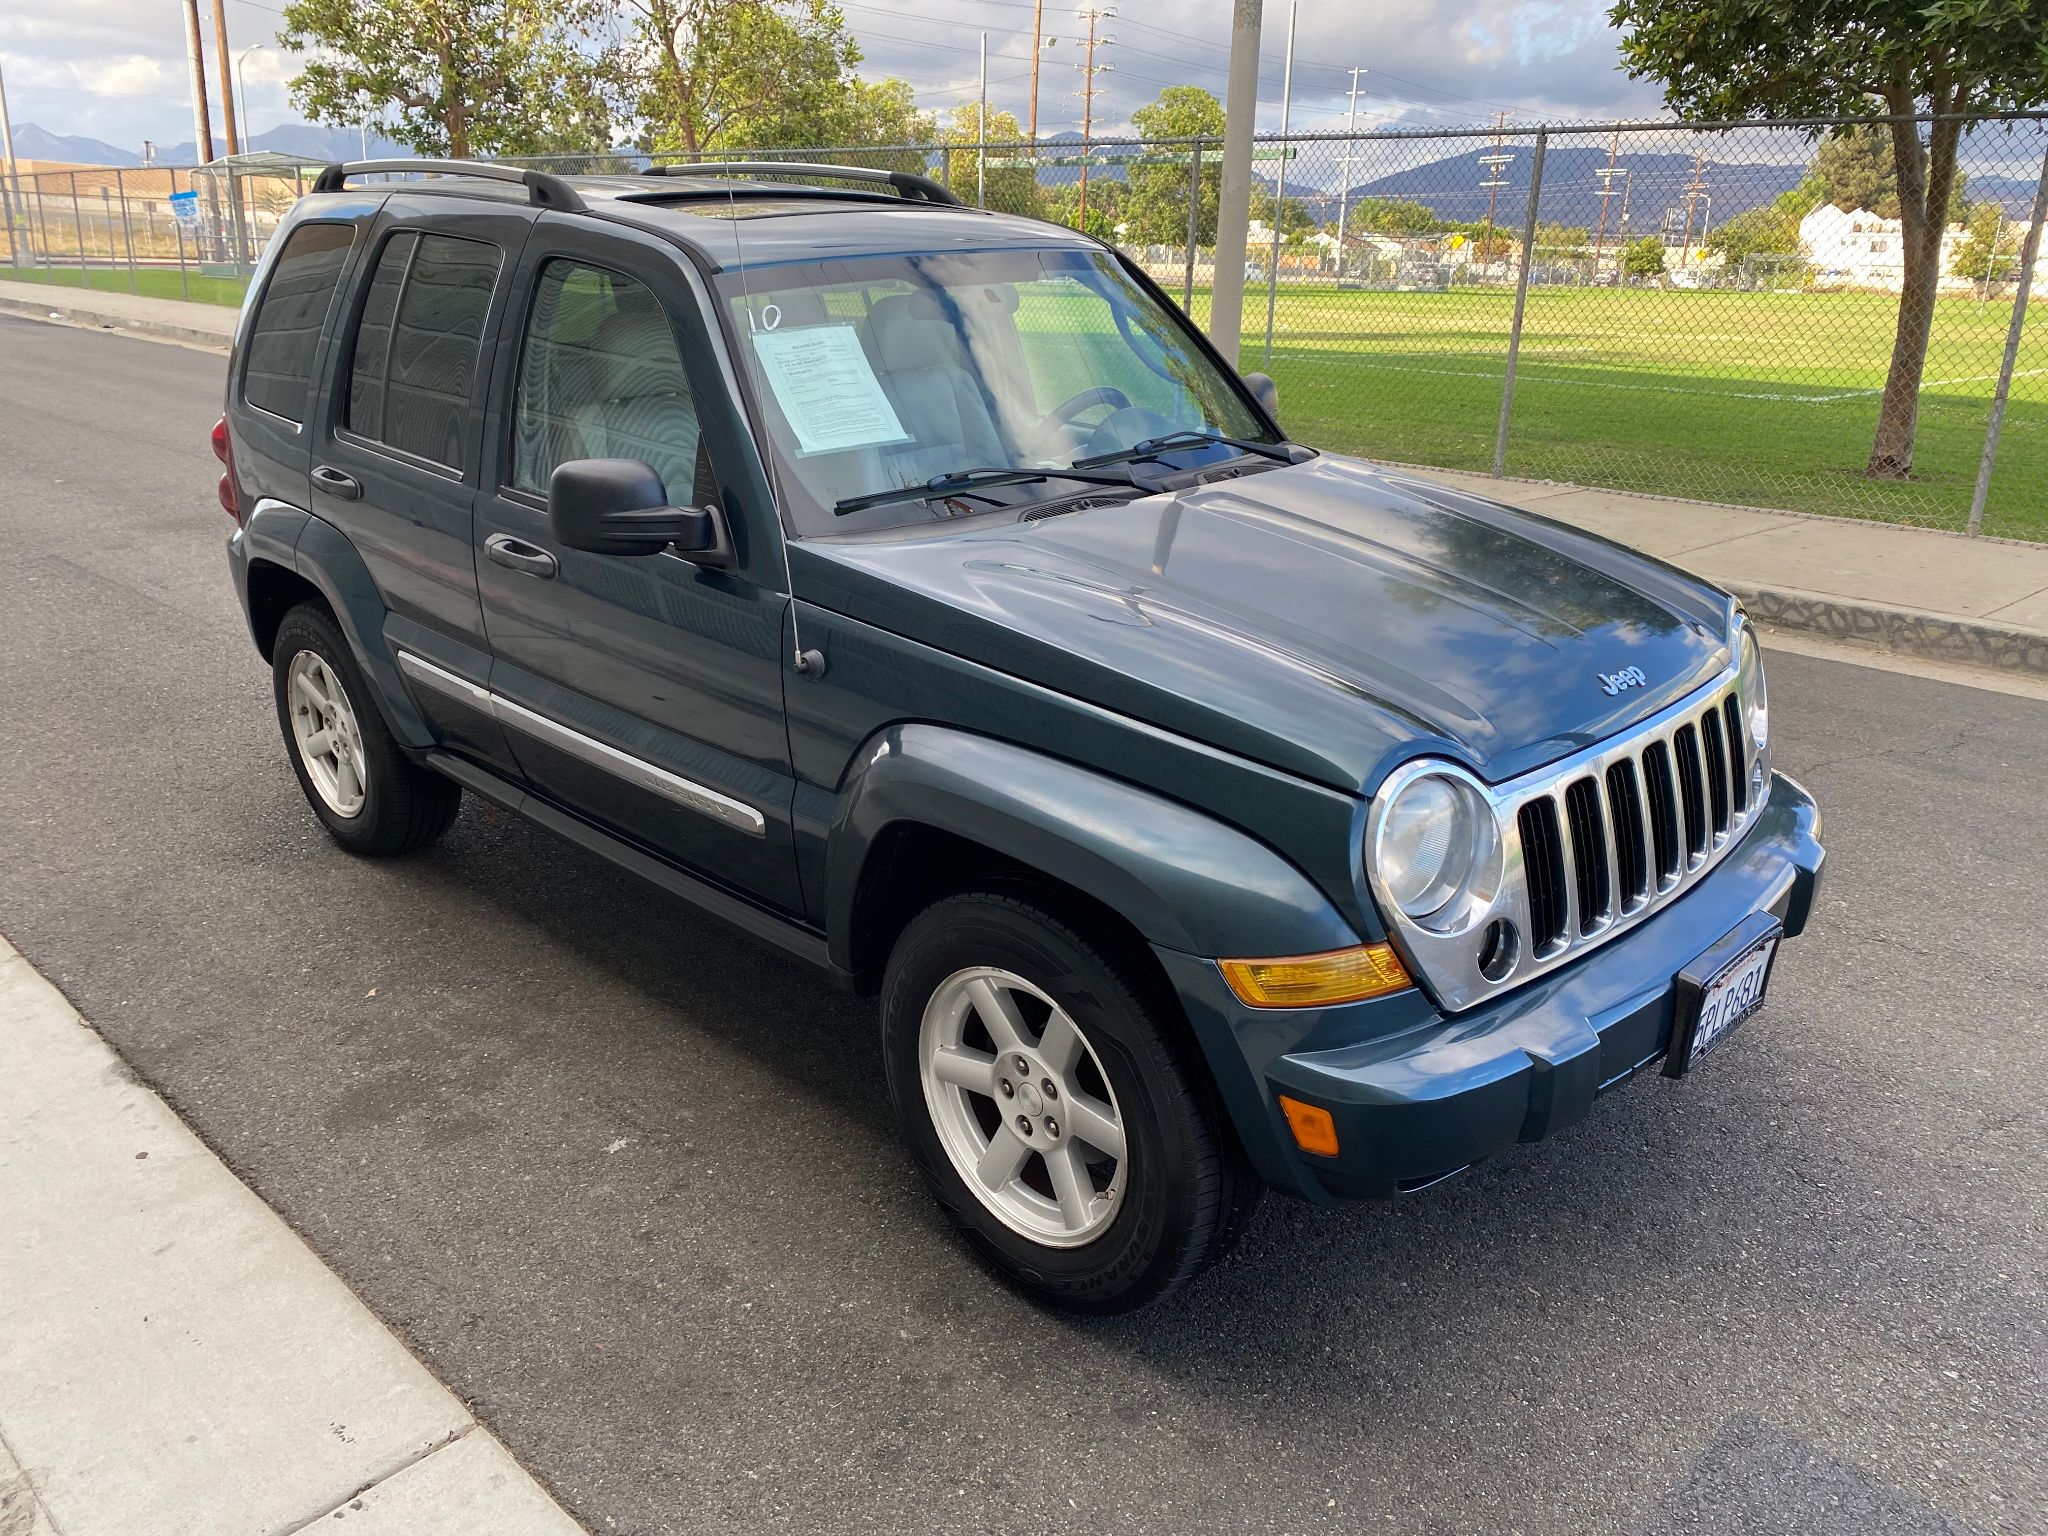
[1,313,2042,1536]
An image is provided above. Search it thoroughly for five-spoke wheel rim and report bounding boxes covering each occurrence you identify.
[286,650,367,819]
[919,966,1128,1247]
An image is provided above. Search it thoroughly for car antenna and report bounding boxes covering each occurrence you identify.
[723,164,826,678]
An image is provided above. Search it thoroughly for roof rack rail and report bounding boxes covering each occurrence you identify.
[639,160,963,207]
[310,159,587,213]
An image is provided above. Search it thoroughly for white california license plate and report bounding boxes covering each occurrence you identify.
[1666,915,1782,1077]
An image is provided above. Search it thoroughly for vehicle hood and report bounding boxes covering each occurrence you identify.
[792,454,1735,793]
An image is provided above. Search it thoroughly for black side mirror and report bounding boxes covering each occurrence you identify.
[1241,371,1280,420]
[547,458,729,567]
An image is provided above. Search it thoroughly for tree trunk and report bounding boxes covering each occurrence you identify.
[1866,83,1965,480]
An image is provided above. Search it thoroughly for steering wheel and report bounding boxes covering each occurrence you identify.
[1041,386,1131,433]
[1083,406,1181,461]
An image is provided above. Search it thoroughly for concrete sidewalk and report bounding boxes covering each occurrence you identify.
[5,275,2046,674]
[0,936,587,1536]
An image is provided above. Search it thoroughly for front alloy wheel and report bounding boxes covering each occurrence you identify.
[919,966,1128,1247]
[882,889,1258,1312]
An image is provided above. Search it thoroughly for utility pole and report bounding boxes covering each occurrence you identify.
[0,55,18,177]
[1208,0,1263,365]
[1261,0,1295,369]
[1679,149,1708,266]
[1073,5,1114,231]
[1027,0,1045,145]
[1478,112,1511,271]
[1592,125,1621,270]
[210,0,240,157]
[182,0,216,164]
[1334,66,1365,276]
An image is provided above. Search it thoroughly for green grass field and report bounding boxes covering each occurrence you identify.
[1193,284,2047,541]
[2,263,251,309]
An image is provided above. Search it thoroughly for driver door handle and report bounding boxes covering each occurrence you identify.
[484,533,558,579]
[311,464,361,501]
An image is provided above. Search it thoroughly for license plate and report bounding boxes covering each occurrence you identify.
[1665,914,1783,1078]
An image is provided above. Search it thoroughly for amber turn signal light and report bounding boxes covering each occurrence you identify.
[1277,1095,1340,1157]
[1217,943,1412,1008]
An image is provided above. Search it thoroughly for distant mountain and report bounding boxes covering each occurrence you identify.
[9,120,411,170]
[12,123,143,167]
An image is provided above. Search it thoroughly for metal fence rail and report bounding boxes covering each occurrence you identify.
[6,114,2044,538]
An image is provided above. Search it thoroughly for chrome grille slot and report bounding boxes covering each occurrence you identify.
[1700,706,1731,837]
[1722,695,1748,815]
[1562,777,1611,935]
[1518,798,1568,956]
[1605,759,1650,911]
[1640,739,1681,886]
[1673,723,1707,861]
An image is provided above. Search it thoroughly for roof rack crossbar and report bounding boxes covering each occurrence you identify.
[311,159,587,213]
[638,160,962,207]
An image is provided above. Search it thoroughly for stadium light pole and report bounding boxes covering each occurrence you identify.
[1208,0,1263,366]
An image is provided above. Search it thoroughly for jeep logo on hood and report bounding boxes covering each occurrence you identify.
[1598,665,1649,697]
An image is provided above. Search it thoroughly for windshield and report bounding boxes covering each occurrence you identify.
[715,247,1278,535]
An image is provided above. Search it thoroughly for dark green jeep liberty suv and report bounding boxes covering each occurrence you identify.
[220,160,1824,1311]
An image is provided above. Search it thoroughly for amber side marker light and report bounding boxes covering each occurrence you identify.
[1216,943,1412,1009]
[1277,1095,1341,1157]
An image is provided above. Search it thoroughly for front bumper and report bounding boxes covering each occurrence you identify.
[1158,771,1824,1204]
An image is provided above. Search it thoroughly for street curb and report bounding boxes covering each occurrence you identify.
[0,293,232,351]
[1729,581,2048,678]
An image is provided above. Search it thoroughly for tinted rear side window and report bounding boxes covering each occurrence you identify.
[243,222,354,424]
[346,231,502,471]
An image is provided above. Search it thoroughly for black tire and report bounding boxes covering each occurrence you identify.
[881,888,1259,1313]
[271,602,460,857]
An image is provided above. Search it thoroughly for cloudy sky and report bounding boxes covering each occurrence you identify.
[0,0,1669,153]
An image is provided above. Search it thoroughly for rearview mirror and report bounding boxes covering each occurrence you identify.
[1241,371,1280,420]
[548,458,729,567]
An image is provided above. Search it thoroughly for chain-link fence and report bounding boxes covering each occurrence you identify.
[8,116,2045,538]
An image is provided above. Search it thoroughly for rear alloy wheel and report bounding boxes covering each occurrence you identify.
[882,890,1257,1312]
[271,603,461,857]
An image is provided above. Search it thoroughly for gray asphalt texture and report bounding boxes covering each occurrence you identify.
[0,314,2042,1536]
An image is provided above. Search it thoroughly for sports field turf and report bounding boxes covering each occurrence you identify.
[1191,284,2047,541]
[2,262,252,309]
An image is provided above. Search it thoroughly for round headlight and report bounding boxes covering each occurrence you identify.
[1739,626,1769,753]
[1375,772,1500,924]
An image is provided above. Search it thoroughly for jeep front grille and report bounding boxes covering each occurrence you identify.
[1367,650,1768,1013]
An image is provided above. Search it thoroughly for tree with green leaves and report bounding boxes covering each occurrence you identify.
[613,0,863,157]
[1609,0,2048,479]
[1708,203,1801,266]
[1125,86,1226,246]
[1623,235,1667,279]
[1251,184,1316,243]
[279,0,615,159]
[1342,196,1442,238]
[940,103,1039,214]
[1951,202,2023,288]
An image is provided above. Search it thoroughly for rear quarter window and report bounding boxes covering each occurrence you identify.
[242,222,355,425]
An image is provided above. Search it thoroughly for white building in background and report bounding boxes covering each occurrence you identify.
[1797,204,1969,290]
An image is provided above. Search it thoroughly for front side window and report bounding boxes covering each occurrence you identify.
[716,247,1273,534]
[511,261,703,502]
[243,222,354,424]
[345,231,502,471]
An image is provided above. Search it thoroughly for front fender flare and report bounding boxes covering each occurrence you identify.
[824,724,1360,971]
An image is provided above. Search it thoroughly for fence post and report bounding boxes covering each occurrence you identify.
[1966,141,2048,537]
[0,174,15,269]
[69,171,86,285]
[1183,138,1203,311]
[117,170,138,293]
[1492,127,1547,478]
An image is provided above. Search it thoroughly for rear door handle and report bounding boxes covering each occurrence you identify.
[484,533,559,579]
[311,464,361,501]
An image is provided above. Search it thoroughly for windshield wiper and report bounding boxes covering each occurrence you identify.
[833,464,1159,517]
[1071,429,1296,471]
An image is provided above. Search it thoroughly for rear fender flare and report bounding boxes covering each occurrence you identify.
[289,515,434,747]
